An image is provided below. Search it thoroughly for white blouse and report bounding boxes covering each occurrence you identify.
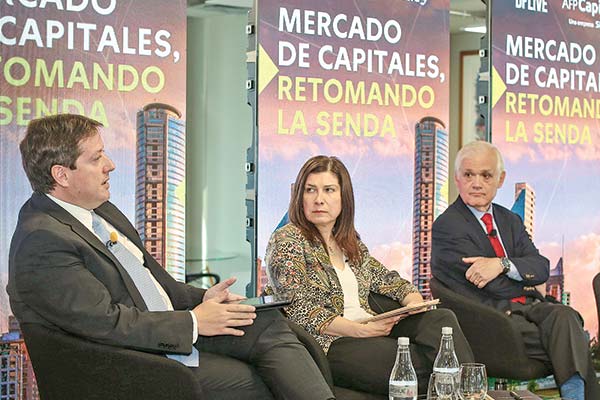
[333,260,372,321]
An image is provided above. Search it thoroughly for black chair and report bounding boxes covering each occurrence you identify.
[281,292,411,400]
[22,304,385,400]
[429,277,552,380]
[286,319,386,400]
[21,323,204,400]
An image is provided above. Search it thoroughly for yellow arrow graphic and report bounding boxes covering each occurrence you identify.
[258,44,279,95]
[491,65,507,109]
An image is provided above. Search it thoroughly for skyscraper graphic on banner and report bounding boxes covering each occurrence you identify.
[511,183,568,306]
[0,317,38,400]
[136,104,186,282]
[547,257,566,304]
[412,117,449,297]
[512,183,536,241]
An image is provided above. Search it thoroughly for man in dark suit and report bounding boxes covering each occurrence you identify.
[8,114,335,400]
[431,141,599,400]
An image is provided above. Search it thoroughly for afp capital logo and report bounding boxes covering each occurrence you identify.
[562,0,600,18]
[562,0,578,8]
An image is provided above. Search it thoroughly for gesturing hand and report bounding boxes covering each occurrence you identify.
[203,277,246,303]
[193,290,256,337]
[463,256,503,288]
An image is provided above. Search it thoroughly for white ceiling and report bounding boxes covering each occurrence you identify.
[450,0,486,34]
[189,0,487,34]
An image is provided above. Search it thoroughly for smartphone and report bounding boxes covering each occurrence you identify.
[228,292,294,310]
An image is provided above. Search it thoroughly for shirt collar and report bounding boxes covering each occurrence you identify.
[466,203,494,220]
[46,193,94,232]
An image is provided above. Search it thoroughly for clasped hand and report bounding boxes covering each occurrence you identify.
[192,277,257,337]
[462,256,503,288]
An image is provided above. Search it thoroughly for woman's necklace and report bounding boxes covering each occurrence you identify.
[328,238,337,255]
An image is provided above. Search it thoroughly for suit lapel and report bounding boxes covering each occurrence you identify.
[94,204,162,276]
[32,193,148,310]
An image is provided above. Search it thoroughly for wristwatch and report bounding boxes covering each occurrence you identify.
[500,257,511,275]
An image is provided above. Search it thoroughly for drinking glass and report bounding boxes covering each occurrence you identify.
[458,363,487,400]
[428,371,455,400]
[426,372,438,399]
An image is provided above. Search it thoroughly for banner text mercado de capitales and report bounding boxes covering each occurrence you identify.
[271,6,446,139]
[496,0,600,146]
[0,0,182,127]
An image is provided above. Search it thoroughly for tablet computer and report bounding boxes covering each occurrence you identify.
[228,292,295,310]
[356,298,440,323]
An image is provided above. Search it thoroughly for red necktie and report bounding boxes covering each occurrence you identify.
[481,213,526,304]
[481,213,505,257]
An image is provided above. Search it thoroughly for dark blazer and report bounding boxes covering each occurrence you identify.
[431,196,549,311]
[8,192,205,355]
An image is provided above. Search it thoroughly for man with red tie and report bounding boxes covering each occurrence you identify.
[431,140,598,400]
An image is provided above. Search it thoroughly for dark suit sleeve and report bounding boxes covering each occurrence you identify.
[502,211,549,286]
[432,211,546,300]
[11,228,196,355]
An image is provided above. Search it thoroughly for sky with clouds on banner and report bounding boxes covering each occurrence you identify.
[256,0,450,280]
[491,0,600,337]
[0,0,187,332]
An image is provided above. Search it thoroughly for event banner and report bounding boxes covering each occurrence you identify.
[256,0,450,291]
[0,0,187,332]
[490,0,600,336]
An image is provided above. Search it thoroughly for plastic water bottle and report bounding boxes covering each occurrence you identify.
[432,327,460,399]
[389,337,418,400]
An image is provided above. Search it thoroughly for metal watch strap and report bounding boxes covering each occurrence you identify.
[500,257,511,274]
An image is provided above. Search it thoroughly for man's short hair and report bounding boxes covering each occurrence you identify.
[454,140,504,177]
[20,114,103,193]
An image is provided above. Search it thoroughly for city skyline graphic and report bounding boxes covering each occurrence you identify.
[0,0,188,333]
[256,0,451,288]
[490,0,600,337]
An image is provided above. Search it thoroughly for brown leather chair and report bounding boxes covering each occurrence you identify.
[429,277,551,380]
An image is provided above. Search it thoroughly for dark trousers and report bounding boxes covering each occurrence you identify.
[326,308,474,396]
[192,310,334,400]
[510,301,600,399]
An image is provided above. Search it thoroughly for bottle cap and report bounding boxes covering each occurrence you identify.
[398,337,409,346]
[442,326,453,335]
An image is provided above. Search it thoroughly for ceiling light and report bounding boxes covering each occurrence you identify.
[463,25,487,34]
[450,10,473,17]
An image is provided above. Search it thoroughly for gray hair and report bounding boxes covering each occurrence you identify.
[454,140,504,177]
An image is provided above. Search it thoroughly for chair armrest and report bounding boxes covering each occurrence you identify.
[429,279,532,369]
[284,319,335,388]
[368,292,402,313]
[22,323,204,400]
